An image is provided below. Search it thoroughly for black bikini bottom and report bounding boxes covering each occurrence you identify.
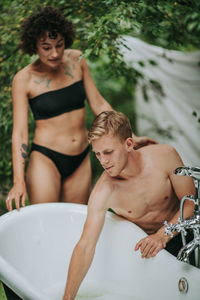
[30,143,90,179]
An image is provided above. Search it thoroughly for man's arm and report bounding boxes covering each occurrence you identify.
[63,177,111,300]
[135,145,195,258]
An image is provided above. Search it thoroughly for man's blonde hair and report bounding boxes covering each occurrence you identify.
[88,111,132,143]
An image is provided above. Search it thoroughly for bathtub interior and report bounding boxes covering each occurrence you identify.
[0,203,199,300]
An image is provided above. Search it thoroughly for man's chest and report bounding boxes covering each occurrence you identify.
[109,173,173,218]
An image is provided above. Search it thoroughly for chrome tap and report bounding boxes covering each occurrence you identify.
[164,166,200,267]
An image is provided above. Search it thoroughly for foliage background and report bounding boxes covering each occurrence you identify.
[0,282,6,300]
[0,0,200,211]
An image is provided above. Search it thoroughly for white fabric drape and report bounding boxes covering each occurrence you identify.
[120,36,200,166]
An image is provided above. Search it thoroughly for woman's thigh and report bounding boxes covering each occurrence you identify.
[26,151,61,204]
[60,154,92,204]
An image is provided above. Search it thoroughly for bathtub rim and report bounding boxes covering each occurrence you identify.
[0,202,147,234]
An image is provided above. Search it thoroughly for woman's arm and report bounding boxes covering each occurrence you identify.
[80,56,113,115]
[6,72,29,211]
[80,56,157,148]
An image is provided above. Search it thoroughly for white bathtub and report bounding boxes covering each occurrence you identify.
[0,203,199,300]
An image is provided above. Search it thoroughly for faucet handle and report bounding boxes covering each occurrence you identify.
[164,219,188,237]
[177,218,188,236]
[164,221,175,237]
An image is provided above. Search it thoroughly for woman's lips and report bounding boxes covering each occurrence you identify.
[49,59,59,62]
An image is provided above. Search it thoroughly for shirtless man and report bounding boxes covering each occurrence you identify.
[63,111,195,300]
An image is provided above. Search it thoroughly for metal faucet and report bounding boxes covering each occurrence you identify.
[164,166,200,267]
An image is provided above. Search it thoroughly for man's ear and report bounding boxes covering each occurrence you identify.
[125,138,135,151]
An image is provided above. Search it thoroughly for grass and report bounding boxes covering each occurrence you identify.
[0,282,7,300]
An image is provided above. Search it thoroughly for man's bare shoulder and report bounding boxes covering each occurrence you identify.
[88,172,115,211]
[92,172,115,197]
[140,144,183,173]
[140,143,178,157]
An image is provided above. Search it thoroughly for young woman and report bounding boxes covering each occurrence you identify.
[6,6,156,211]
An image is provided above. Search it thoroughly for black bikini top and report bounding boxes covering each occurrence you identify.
[29,80,86,120]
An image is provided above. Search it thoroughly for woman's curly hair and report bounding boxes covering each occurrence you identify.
[20,6,75,55]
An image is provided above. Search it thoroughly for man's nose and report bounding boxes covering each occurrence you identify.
[100,155,109,165]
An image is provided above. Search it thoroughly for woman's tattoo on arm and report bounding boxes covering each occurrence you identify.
[20,144,28,160]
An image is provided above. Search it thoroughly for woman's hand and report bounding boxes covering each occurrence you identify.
[6,182,27,211]
[133,135,158,149]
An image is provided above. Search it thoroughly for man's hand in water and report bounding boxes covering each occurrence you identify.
[134,232,169,258]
